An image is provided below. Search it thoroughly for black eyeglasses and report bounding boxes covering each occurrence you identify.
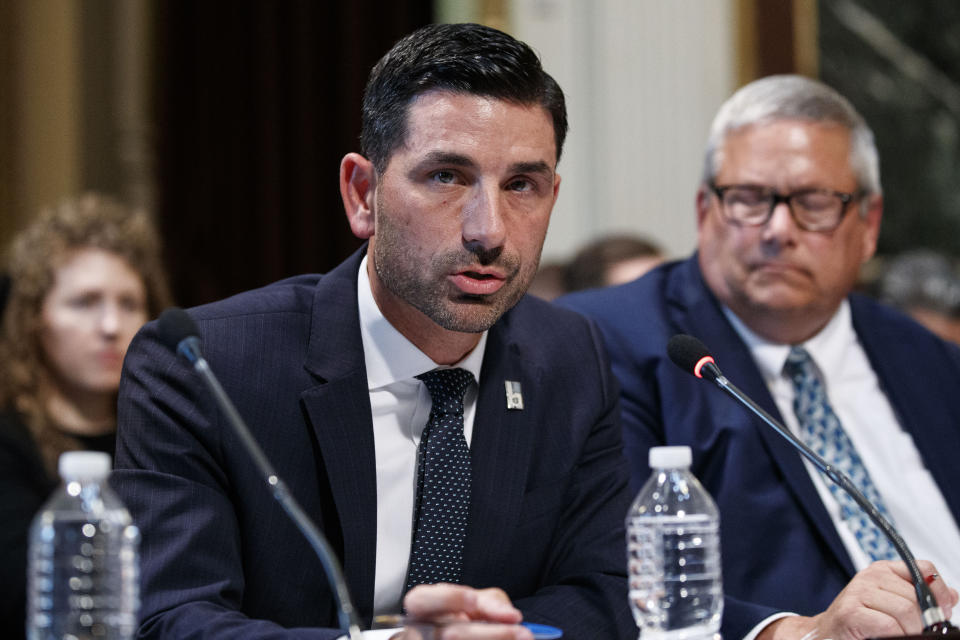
[709,183,862,232]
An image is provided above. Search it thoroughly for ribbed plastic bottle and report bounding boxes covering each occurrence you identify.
[626,446,722,640]
[27,451,140,640]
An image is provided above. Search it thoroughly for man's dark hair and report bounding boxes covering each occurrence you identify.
[361,22,568,174]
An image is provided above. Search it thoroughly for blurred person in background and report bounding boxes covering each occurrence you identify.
[526,261,568,300]
[879,248,960,345]
[528,234,665,300]
[564,233,665,292]
[0,193,172,638]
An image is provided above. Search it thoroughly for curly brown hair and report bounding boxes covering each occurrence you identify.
[0,193,173,475]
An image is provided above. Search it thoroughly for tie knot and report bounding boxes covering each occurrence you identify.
[416,368,475,413]
[783,345,814,379]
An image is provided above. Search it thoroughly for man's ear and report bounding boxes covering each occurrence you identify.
[695,184,711,229]
[860,194,884,263]
[340,152,377,239]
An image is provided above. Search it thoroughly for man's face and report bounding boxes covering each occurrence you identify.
[366,91,559,335]
[697,119,881,340]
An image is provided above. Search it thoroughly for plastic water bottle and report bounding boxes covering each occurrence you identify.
[27,451,140,640]
[626,446,722,640]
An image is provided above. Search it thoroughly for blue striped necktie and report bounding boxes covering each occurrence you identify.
[783,346,898,562]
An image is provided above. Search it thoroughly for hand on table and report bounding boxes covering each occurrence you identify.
[390,584,534,640]
[761,560,958,640]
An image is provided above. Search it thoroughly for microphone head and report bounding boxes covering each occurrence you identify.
[667,334,718,380]
[157,307,199,353]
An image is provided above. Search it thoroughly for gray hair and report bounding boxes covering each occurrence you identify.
[702,75,881,212]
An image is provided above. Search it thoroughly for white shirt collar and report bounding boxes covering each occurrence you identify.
[723,299,856,383]
[357,255,487,390]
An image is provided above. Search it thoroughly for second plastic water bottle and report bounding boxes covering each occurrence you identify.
[27,451,140,640]
[626,446,722,640]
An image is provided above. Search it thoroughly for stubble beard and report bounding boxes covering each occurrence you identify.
[371,202,534,334]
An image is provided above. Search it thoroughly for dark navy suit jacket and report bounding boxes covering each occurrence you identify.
[558,254,960,640]
[113,248,635,639]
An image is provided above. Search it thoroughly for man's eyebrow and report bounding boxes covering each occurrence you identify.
[415,153,554,176]
[508,160,553,177]
[419,151,476,168]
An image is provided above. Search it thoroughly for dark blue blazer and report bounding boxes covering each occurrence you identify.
[113,248,635,640]
[558,254,960,640]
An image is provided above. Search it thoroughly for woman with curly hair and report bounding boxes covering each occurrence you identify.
[0,193,172,636]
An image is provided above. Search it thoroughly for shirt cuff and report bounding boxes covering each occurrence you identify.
[742,612,798,640]
[337,629,401,640]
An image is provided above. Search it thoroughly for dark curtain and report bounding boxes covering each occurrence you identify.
[153,2,433,307]
[752,2,796,77]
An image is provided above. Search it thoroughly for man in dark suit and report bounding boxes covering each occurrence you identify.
[113,23,634,640]
[559,75,959,640]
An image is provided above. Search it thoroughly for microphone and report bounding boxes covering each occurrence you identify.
[666,334,954,634]
[157,308,364,639]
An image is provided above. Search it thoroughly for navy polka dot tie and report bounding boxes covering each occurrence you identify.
[784,346,898,561]
[405,368,475,591]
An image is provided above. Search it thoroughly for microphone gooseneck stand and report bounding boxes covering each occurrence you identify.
[158,308,364,640]
[666,334,956,635]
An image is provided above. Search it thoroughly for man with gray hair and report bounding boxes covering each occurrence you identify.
[559,75,960,640]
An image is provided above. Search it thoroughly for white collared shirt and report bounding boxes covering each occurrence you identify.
[725,301,960,624]
[356,255,487,615]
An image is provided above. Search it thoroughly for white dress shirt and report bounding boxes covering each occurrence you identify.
[725,300,960,632]
[356,255,487,616]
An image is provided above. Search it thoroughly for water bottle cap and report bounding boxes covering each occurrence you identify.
[58,451,112,480]
[648,445,692,469]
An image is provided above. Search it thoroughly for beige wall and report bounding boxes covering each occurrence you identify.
[1,1,83,247]
[508,0,737,263]
[0,0,153,252]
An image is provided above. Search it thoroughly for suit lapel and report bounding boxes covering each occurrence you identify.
[300,248,378,622]
[668,255,855,576]
[852,297,960,522]
[461,318,537,588]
